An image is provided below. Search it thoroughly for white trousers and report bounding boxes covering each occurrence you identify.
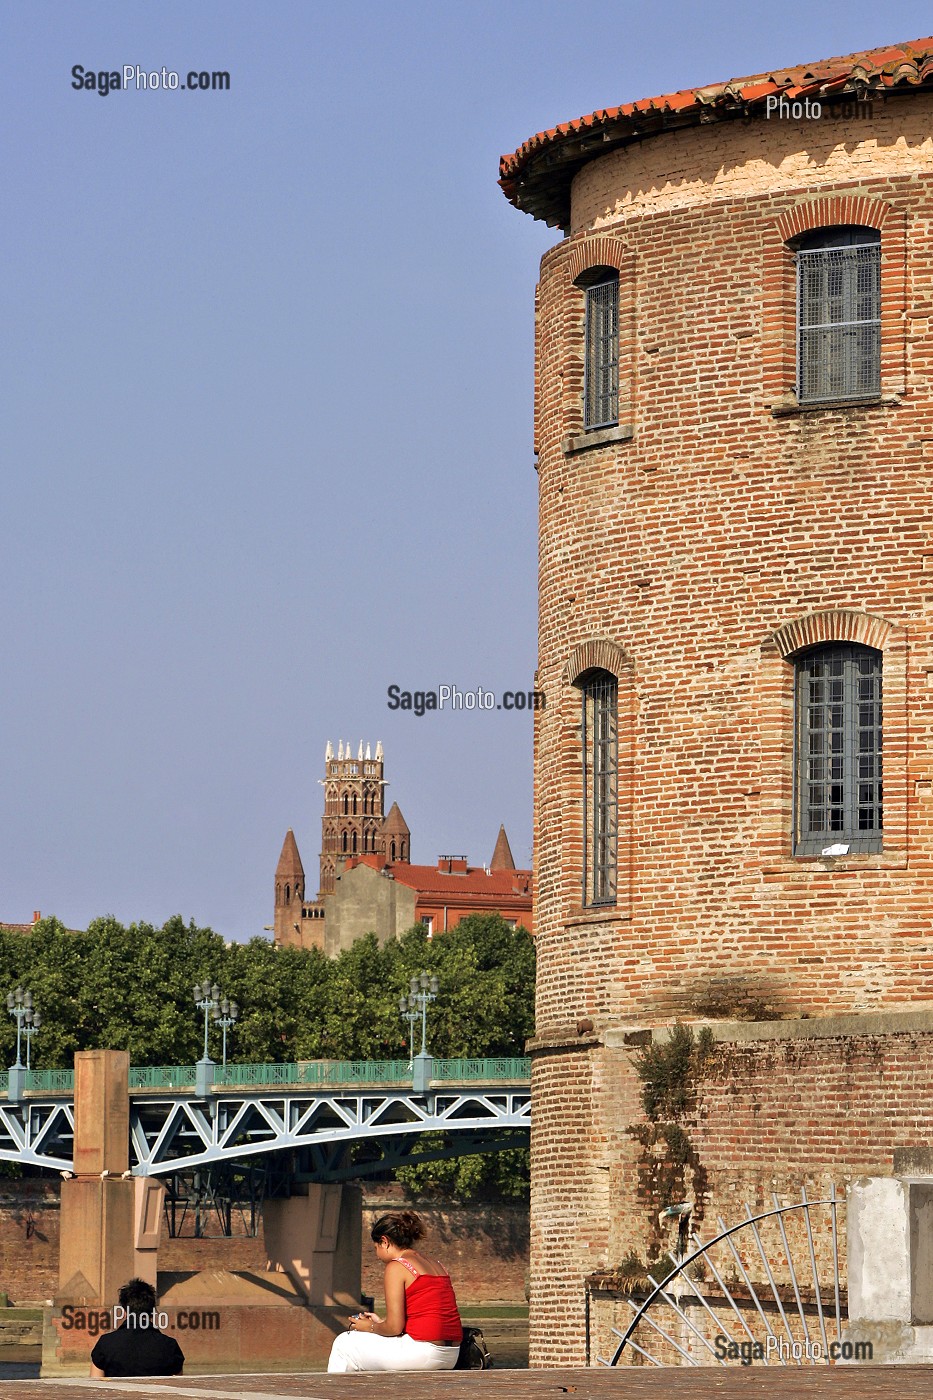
[328,1330,460,1373]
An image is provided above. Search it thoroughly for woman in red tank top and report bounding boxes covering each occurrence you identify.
[327,1210,463,1372]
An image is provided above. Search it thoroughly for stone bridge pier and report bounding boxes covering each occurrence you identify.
[44,1049,361,1375]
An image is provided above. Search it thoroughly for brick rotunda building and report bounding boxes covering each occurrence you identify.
[501,38,933,1365]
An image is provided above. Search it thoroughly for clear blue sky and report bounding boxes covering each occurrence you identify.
[2,2,929,939]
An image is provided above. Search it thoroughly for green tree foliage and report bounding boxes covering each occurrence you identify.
[0,913,534,1070]
[0,912,534,1199]
[393,1137,530,1202]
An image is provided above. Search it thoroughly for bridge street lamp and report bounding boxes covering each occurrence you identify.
[193,980,221,1096]
[401,972,439,1094]
[23,1008,41,1071]
[6,986,39,1102]
[399,994,419,1066]
[212,996,239,1072]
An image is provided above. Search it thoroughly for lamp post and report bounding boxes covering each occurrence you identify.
[213,996,239,1072]
[23,1008,41,1070]
[193,979,221,1096]
[6,986,38,1102]
[399,994,419,1066]
[401,972,439,1094]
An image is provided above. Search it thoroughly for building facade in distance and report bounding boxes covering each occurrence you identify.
[502,37,933,1365]
[273,743,532,953]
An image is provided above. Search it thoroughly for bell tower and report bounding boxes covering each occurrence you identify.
[319,740,386,896]
[273,829,305,945]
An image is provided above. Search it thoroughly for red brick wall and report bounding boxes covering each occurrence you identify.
[361,1189,528,1304]
[0,1179,527,1309]
[0,1179,59,1304]
[526,92,933,1364]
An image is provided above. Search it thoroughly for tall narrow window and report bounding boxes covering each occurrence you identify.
[796,227,881,404]
[584,273,619,429]
[581,670,618,904]
[794,643,882,855]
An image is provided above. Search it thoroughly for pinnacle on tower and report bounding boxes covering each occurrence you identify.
[337,740,344,760]
[325,740,334,761]
[365,743,371,760]
[375,740,384,761]
[382,801,410,865]
[490,824,516,872]
[358,740,364,761]
[275,829,305,881]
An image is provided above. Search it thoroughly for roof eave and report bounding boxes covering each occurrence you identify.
[500,63,933,229]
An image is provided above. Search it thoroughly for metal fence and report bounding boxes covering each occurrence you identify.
[2,1056,531,1095]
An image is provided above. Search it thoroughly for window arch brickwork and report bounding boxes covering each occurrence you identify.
[558,638,635,918]
[759,609,908,867]
[535,232,635,453]
[762,193,907,406]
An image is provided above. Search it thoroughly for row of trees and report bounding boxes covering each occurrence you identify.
[1,913,535,1199]
[0,913,535,1070]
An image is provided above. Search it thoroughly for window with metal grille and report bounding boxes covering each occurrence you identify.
[796,226,881,405]
[584,274,619,429]
[794,643,882,855]
[580,670,618,904]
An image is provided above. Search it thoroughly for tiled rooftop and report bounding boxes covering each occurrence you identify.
[499,36,933,227]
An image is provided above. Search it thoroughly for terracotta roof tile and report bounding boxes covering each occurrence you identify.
[343,855,531,899]
[499,36,933,228]
[389,862,531,897]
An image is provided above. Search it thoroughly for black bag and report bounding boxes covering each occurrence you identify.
[455,1325,492,1369]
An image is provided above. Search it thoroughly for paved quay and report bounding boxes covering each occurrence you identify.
[3,1368,933,1399]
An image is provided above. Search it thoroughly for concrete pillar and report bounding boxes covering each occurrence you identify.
[847,1175,933,1362]
[57,1050,158,1305]
[847,1177,911,1324]
[265,1183,362,1306]
[133,1177,165,1288]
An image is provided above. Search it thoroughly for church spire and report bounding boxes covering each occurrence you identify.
[273,829,306,946]
[490,824,516,872]
[276,828,305,882]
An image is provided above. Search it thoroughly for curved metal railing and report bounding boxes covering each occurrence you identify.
[603,1188,845,1368]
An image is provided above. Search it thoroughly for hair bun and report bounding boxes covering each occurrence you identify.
[370,1209,426,1248]
[398,1210,425,1241]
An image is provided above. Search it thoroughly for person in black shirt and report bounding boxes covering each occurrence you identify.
[90,1278,184,1378]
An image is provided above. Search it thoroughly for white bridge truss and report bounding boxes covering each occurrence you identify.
[0,1085,531,1176]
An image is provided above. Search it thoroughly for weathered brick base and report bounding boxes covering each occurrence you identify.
[531,1014,933,1365]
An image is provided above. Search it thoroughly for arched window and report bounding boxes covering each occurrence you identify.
[352,831,358,853]
[284,884,290,903]
[579,268,619,429]
[341,830,348,853]
[578,668,618,905]
[794,643,882,854]
[342,792,349,815]
[352,794,358,815]
[390,840,397,862]
[795,227,880,405]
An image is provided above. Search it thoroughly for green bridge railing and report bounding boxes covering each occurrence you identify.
[1,1057,531,1096]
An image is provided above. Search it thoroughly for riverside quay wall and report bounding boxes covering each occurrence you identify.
[0,1181,527,1308]
[499,38,933,1365]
